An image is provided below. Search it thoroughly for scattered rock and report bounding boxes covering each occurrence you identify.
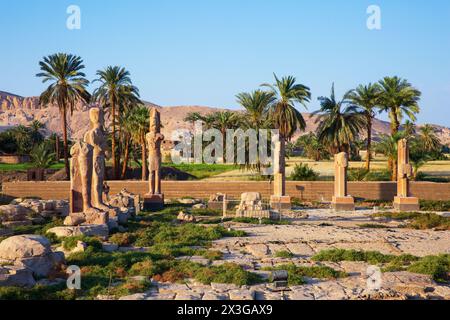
[177,211,196,223]
[47,224,109,238]
[193,203,207,210]
[0,265,36,287]
[102,243,119,253]
[229,289,255,300]
[0,235,64,278]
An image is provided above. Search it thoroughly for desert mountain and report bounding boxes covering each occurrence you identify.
[1,91,449,146]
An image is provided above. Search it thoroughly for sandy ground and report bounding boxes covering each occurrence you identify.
[205,157,450,181]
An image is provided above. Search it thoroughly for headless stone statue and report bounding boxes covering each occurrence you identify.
[393,139,419,211]
[143,108,165,210]
[331,152,354,211]
[270,139,291,210]
[84,108,110,212]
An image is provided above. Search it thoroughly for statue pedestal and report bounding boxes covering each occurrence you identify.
[393,196,419,211]
[143,194,164,211]
[270,196,292,210]
[332,196,355,211]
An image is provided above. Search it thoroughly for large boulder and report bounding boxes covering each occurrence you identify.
[0,235,64,278]
[0,205,30,222]
[0,265,36,287]
[47,224,109,238]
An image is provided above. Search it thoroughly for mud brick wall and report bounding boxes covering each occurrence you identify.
[2,181,449,201]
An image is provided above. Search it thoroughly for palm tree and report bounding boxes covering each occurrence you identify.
[348,83,381,170]
[93,66,141,179]
[125,106,150,180]
[402,120,416,138]
[378,76,421,135]
[261,74,311,183]
[236,90,275,129]
[296,133,330,161]
[30,143,56,169]
[374,132,405,181]
[418,124,441,152]
[314,84,366,154]
[36,53,90,179]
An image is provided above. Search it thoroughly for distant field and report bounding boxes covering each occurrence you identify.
[0,162,64,172]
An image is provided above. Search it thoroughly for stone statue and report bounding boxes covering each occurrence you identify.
[84,108,110,212]
[67,107,109,226]
[394,139,419,211]
[270,140,291,210]
[143,108,165,210]
[331,152,354,211]
[237,192,278,220]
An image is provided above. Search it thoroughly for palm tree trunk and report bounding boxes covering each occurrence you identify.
[365,117,372,171]
[61,106,70,180]
[392,157,398,181]
[121,136,130,179]
[117,119,122,179]
[55,135,60,162]
[389,111,400,181]
[111,100,118,180]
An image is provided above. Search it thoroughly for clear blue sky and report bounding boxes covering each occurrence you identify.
[1,0,449,126]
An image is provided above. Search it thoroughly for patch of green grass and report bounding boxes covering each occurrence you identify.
[407,254,450,283]
[62,236,102,251]
[374,212,422,221]
[274,250,295,259]
[0,204,251,299]
[0,284,77,300]
[163,163,239,180]
[373,212,449,230]
[312,249,417,264]
[264,264,347,285]
[358,223,391,229]
[420,200,450,212]
[312,249,449,283]
[0,162,64,172]
[193,263,264,286]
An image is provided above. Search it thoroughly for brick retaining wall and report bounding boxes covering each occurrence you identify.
[2,181,449,201]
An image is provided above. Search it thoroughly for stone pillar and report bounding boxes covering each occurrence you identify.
[393,139,419,211]
[143,108,165,211]
[270,140,291,210]
[331,152,355,211]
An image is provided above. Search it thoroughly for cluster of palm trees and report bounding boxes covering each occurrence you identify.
[36,53,144,180]
[186,74,429,181]
[34,52,439,182]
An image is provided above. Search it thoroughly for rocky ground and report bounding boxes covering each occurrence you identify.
[117,209,450,300]
[1,202,449,300]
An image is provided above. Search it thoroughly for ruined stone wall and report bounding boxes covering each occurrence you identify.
[2,181,449,201]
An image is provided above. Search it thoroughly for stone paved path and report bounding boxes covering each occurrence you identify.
[118,209,450,301]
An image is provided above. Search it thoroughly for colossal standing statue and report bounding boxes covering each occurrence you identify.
[143,108,165,210]
[393,139,419,211]
[331,152,355,211]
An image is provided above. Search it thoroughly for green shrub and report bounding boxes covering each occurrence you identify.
[420,200,450,212]
[265,264,347,286]
[407,254,450,283]
[193,263,263,286]
[311,249,416,264]
[290,163,319,181]
[348,168,369,181]
[364,170,391,181]
[109,233,137,247]
[274,251,294,259]
[358,224,391,229]
[62,236,102,251]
